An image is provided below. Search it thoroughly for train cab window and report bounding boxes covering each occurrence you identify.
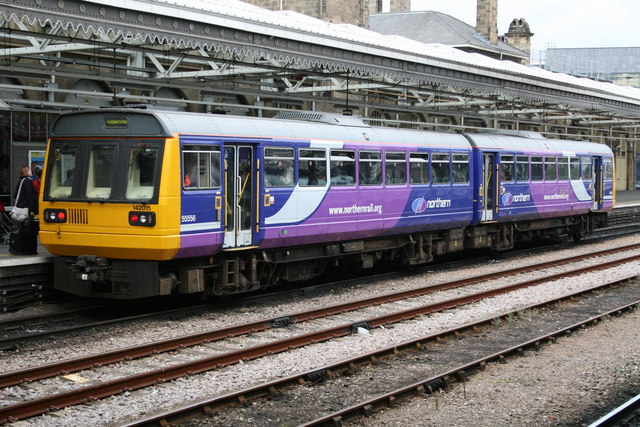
[330,150,355,186]
[126,144,160,201]
[264,147,294,188]
[531,156,543,182]
[182,145,222,190]
[452,153,469,184]
[432,153,450,184]
[299,149,327,186]
[86,145,116,200]
[603,158,613,180]
[359,151,382,185]
[558,157,569,181]
[500,155,514,182]
[516,155,529,182]
[46,144,77,199]
[544,157,557,181]
[409,153,429,185]
[385,152,407,185]
[569,157,581,180]
[581,157,592,180]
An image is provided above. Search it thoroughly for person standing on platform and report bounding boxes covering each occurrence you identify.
[9,166,39,255]
[31,167,42,194]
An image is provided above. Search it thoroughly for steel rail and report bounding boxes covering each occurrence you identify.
[301,300,640,427]
[0,302,212,350]
[1,253,639,423]
[2,244,638,389]
[120,279,640,426]
[588,394,640,427]
[0,304,111,330]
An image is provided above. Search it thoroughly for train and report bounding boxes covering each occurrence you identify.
[39,108,615,299]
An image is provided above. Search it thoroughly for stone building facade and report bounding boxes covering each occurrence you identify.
[241,0,410,27]
[476,0,498,44]
[504,18,533,63]
[243,0,531,64]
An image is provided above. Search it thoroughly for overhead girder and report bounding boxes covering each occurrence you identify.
[3,0,640,115]
[0,3,635,146]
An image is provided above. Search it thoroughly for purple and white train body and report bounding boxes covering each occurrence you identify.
[42,109,614,299]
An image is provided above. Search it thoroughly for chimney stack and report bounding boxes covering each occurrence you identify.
[476,0,498,44]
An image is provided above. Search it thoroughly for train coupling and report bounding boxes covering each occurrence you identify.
[71,255,110,282]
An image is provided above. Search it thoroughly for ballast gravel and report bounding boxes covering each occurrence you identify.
[359,308,640,427]
[1,235,639,426]
[2,236,639,374]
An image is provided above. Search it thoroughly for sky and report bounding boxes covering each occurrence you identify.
[411,0,640,56]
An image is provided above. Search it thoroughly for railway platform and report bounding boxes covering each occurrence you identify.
[615,190,640,207]
[0,239,51,265]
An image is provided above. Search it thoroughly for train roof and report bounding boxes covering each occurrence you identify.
[51,108,472,150]
[51,108,612,156]
[464,130,614,156]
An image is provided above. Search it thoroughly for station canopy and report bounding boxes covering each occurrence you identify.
[2,0,640,128]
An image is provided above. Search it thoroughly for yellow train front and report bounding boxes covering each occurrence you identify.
[40,110,187,298]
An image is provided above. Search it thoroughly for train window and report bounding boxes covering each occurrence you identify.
[569,157,581,180]
[581,157,592,180]
[86,145,116,200]
[359,151,382,185]
[432,153,450,184]
[299,149,327,186]
[126,144,160,200]
[500,155,514,182]
[603,158,613,180]
[558,157,569,180]
[409,153,429,185]
[516,155,529,182]
[544,157,557,181]
[452,153,469,184]
[385,152,406,185]
[46,144,77,199]
[264,147,294,188]
[330,150,355,186]
[531,156,543,182]
[182,145,222,190]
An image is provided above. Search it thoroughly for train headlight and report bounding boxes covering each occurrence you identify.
[44,209,67,223]
[129,211,156,227]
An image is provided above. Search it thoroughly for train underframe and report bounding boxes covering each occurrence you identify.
[53,212,608,299]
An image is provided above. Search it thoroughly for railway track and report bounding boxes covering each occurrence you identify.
[2,243,640,383]
[589,394,640,427]
[299,297,640,427]
[1,246,639,424]
[0,299,211,350]
[125,277,640,426]
[3,240,640,351]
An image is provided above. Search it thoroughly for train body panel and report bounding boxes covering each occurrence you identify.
[41,230,181,259]
[257,137,475,249]
[465,132,614,226]
[39,109,615,299]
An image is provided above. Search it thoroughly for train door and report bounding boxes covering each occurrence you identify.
[223,145,255,248]
[592,156,603,210]
[481,153,498,222]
